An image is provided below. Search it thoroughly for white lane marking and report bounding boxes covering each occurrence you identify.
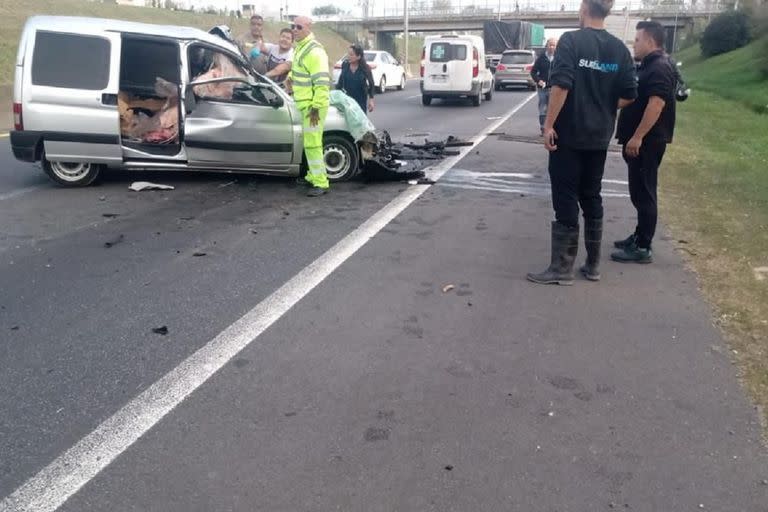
[440,182,631,198]
[0,185,44,201]
[0,93,537,512]
[424,92,536,181]
[406,94,421,100]
[0,133,9,138]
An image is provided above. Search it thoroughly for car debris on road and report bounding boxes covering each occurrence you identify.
[129,182,175,192]
[363,132,473,182]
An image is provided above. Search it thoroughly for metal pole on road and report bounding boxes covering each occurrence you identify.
[404,0,410,78]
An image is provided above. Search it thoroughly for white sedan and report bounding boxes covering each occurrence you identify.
[332,50,407,93]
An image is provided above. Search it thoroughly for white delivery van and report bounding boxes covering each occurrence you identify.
[420,34,494,107]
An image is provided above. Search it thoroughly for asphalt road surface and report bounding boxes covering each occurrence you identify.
[1,83,766,512]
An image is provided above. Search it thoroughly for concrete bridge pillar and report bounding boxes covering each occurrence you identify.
[375,31,397,54]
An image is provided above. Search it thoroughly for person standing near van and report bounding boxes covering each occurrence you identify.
[337,44,375,115]
[612,21,676,264]
[238,15,268,74]
[531,38,557,135]
[527,0,637,285]
[290,16,332,197]
[264,28,294,84]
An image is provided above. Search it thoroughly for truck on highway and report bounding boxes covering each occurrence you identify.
[483,20,545,73]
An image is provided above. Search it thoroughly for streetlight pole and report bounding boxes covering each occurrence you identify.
[404,0,410,78]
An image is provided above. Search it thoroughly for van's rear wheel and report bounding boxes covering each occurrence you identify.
[422,95,432,106]
[324,134,359,182]
[472,92,482,107]
[484,85,493,101]
[43,159,102,187]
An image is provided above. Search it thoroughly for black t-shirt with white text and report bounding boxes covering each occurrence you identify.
[550,28,637,151]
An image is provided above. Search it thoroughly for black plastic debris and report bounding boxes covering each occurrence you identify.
[152,326,169,335]
[363,131,473,182]
[192,252,207,257]
[10,326,19,331]
[104,234,125,248]
[102,213,119,218]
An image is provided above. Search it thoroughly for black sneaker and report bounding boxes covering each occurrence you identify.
[295,177,311,187]
[613,233,637,249]
[306,187,328,197]
[611,245,653,264]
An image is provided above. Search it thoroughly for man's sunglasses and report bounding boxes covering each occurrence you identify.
[290,24,304,30]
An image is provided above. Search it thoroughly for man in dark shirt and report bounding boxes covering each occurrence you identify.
[527,0,637,285]
[530,38,557,135]
[612,21,676,264]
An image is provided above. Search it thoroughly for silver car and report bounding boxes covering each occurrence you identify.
[493,50,536,91]
[10,16,364,187]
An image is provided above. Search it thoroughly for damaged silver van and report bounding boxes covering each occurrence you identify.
[10,16,365,187]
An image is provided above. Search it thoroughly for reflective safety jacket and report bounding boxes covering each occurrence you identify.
[290,34,331,110]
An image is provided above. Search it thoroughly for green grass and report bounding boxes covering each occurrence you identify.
[661,50,768,428]
[0,0,352,87]
[674,37,768,114]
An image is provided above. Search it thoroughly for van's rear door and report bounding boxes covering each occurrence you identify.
[24,29,122,164]
[425,40,472,92]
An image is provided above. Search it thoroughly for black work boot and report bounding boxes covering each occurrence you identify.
[527,221,579,286]
[580,218,603,281]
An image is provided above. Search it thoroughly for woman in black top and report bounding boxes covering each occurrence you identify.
[337,44,375,115]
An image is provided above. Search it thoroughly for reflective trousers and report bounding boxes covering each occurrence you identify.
[299,104,329,189]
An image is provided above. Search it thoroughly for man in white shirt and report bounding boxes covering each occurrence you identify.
[263,28,294,83]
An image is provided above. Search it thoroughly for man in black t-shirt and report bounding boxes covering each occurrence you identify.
[612,21,676,264]
[527,0,637,286]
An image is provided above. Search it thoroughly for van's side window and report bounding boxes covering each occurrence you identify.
[32,32,111,90]
[429,43,467,63]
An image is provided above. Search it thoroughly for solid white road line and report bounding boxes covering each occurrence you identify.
[0,92,536,512]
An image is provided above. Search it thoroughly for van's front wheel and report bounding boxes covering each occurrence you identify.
[323,134,359,182]
[43,159,102,187]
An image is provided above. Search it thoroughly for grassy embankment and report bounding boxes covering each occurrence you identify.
[662,38,768,426]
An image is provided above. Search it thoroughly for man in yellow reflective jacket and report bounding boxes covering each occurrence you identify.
[289,16,331,197]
